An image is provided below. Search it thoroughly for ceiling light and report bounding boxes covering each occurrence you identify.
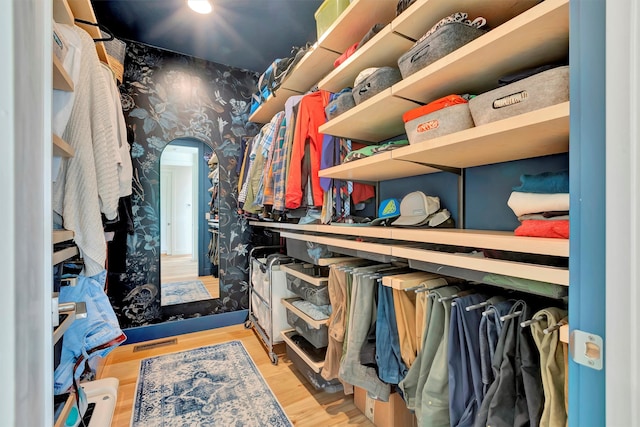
[187,0,213,14]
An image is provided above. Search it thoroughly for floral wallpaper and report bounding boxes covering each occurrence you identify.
[111,41,260,328]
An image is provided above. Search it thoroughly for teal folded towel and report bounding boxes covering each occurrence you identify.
[512,170,569,194]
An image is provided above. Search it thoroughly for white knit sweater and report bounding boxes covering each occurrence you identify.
[52,26,121,276]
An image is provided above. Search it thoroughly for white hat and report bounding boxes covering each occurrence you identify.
[392,191,440,226]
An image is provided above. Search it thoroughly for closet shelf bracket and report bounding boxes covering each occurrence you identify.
[393,159,462,175]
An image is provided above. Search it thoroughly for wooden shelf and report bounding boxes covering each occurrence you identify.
[249,87,302,124]
[318,150,438,182]
[252,222,569,258]
[317,0,398,54]
[53,0,74,25]
[52,229,74,245]
[394,102,570,169]
[318,102,569,181]
[66,0,110,65]
[392,0,541,42]
[53,134,75,157]
[280,45,340,93]
[381,271,445,290]
[393,0,569,104]
[53,246,78,265]
[282,298,329,330]
[392,246,569,286]
[53,55,74,92]
[391,228,569,257]
[277,228,568,285]
[318,25,415,93]
[319,87,419,142]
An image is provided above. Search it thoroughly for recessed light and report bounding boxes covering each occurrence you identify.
[187,0,213,14]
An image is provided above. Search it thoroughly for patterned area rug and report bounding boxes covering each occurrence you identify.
[131,341,292,426]
[161,280,211,305]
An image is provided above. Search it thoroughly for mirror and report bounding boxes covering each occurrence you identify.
[159,138,219,306]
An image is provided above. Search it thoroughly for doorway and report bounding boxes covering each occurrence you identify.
[159,140,218,306]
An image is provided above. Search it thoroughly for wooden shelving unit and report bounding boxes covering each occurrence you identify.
[52,229,74,245]
[53,134,75,157]
[391,0,541,41]
[393,0,569,104]
[53,55,74,92]
[53,246,79,265]
[280,44,340,93]
[252,222,569,258]
[66,0,110,65]
[53,0,74,25]
[318,102,569,181]
[319,0,569,143]
[249,0,398,124]
[249,87,302,124]
[316,0,398,54]
[318,25,414,93]
[318,87,419,142]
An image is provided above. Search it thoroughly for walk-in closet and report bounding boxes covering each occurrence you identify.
[1,0,638,426]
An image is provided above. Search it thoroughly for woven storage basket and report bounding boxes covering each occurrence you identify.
[468,65,570,125]
[325,91,356,120]
[403,97,474,144]
[398,22,486,78]
[353,67,402,105]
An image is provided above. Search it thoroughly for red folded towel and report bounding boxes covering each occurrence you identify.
[514,219,569,239]
[334,42,359,68]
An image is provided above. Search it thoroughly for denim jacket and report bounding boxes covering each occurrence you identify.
[54,270,126,394]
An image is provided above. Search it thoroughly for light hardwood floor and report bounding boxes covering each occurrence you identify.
[160,253,219,300]
[98,325,373,426]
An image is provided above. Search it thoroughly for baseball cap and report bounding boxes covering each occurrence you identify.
[392,191,440,227]
[370,198,401,226]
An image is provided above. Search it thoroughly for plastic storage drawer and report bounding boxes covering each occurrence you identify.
[282,264,330,306]
[283,299,329,349]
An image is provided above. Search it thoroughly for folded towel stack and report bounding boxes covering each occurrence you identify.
[507,170,569,239]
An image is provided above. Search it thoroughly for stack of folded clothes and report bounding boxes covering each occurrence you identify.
[507,170,570,239]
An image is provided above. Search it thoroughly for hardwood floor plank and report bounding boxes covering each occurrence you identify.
[99,325,373,426]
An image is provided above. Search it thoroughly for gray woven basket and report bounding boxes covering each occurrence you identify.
[404,103,475,145]
[325,91,356,120]
[353,67,402,105]
[398,22,487,78]
[468,66,569,126]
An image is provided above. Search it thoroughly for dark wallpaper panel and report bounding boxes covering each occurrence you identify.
[111,41,259,328]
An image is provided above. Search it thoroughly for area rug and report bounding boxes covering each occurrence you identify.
[131,340,292,426]
[161,280,212,305]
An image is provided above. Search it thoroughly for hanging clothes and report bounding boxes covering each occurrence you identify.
[399,285,460,426]
[478,297,514,401]
[475,300,544,427]
[285,90,331,210]
[530,307,569,427]
[376,282,408,385]
[52,26,121,276]
[448,293,489,427]
[339,265,391,402]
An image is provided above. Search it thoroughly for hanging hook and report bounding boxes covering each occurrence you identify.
[481,307,496,317]
[438,294,458,303]
[465,301,490,312]
[500,311,523,322]
[74,18,115,42]
[520,316,545,328]
[405,284,425,292]
[543,322,566,334]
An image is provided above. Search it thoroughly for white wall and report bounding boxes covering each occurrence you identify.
[170,165,194,255]
[1,0,51,425]
[606,1,640,426]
